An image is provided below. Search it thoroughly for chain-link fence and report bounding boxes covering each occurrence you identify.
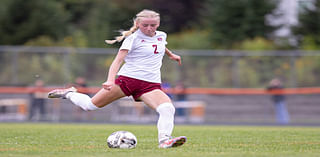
[1,46,320,88]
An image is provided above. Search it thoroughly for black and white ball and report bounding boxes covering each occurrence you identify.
[107,131,137,149]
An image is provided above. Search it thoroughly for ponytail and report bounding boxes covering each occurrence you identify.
[105,21,138,44]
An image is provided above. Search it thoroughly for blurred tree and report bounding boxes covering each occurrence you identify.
[0,0,208,47]
[84,1,113,47]
[0,0,11,68]
[108,0,151,30]
[167,30,211,49]
[293,0,320,50]
[62,0,94,26]
[61,0,114,47]
[238,37,275,51]
[150,0,206,33]
[0,0,69,45]
[204,0,279,49]
[0,0,11,23]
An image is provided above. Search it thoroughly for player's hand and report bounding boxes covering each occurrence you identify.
[170,54,182,65]
[102,81,114,90]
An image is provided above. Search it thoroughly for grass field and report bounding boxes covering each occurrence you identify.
[0,123,319,157]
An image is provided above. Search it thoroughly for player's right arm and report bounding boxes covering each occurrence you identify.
[102,49,128,90]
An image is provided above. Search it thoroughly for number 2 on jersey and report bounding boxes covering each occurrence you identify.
[152,45,159,54]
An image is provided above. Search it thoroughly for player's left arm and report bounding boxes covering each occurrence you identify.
[165,48,181,65]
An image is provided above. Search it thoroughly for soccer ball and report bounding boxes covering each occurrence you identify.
[107,131,137,149]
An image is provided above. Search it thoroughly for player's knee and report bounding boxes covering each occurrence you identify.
[156,102,175,115]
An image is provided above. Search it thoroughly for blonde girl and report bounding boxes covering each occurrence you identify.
[48,9,186,148]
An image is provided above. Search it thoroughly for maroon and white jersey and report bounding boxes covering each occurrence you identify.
[118,29,167,83]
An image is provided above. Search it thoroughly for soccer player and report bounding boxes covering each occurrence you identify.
[48,9,186,148]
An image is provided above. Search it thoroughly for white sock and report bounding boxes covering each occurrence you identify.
[65,92,99,111]
[156,102,175,143]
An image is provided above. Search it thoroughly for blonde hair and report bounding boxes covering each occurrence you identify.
[105,9,160,44]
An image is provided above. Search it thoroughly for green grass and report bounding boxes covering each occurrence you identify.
[0,123,319,157]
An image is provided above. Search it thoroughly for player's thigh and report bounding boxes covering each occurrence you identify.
[91,85,126,108]
[140,89,172,110]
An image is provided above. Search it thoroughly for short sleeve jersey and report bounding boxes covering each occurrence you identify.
[117,29,167,83]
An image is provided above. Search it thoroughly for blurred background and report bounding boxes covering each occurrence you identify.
[0,0,319,125]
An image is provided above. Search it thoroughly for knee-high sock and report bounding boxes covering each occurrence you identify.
[156,102,175,143]
[66,92,99,111]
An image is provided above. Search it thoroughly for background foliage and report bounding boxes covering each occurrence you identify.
[0,0,319,49]
[0,0,279,48]
[293,0,320,50]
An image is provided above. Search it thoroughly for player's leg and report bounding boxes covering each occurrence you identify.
[140,89,186,148]
[48,85,126,110]
[91,85,126,108]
